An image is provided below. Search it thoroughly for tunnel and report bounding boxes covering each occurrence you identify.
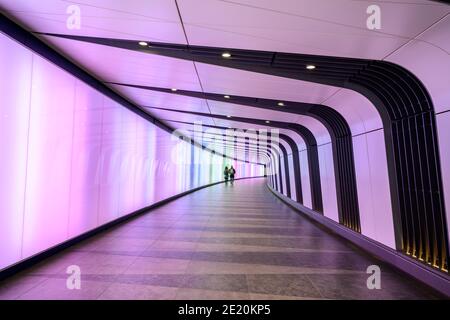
[0,1,449,301]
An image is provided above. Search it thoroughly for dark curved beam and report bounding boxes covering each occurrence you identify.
[198,137,277,183]
[190,132,277,179]
[198,137,273,159]
[198,130,307,204]
[283,124,322,212]
[119,84,331,210]
[278,141,291,198]
[279,134,303,205]
[192,125,303,203]
[159,108,328,210]
[161,112,324,210]
[168,119,281,161]
[166,119,288,198]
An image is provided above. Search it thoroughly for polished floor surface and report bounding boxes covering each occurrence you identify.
[0,178,442,299]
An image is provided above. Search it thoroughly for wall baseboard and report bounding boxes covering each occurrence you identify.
[267,184,450,298]
[0,176,265,281]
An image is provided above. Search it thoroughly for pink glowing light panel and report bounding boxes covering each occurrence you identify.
[0,32,264,271]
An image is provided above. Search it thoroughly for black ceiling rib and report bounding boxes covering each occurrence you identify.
[112,84,331,211]
[199,140,267,155]
[153,108,324,210]
[195,138,264,152]
[178,124,274,149]
[195,142,271,164]
[106,85,356,224]
[189,132,268,148]
[163,119,283,162]
[195,125,286,192]
[108,82,359,214]
[34,33,448,271]
[187,130,276,163]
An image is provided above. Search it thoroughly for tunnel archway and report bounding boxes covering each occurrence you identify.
[49,36,449,271]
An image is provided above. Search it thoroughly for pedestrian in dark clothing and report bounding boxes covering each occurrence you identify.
[229,165,236,184]
[224,166,229,183]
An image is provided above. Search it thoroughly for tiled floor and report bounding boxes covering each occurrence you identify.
[0,178,443,299]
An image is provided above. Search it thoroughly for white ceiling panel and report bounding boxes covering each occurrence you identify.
[213,118,279,132]
[164,121,197,133]
[111,84,210,113]
[0,0,186,42]
[178,0,449,59]
[208,100,300,122]
[322,88,382,135]
[150,109,216,126]
[386,15,450,114]
[40,36,201,90]
[196,62,340,104]
[416,13,450,53]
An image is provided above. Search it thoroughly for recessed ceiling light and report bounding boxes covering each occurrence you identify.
[222,52,231,58]
[277,102,284,107]
[138,41,148,46]
[224,95,230,99]
[227,115,232,118]
[171,88,177,92]
[306,64,316,70]
[265,120,270,124]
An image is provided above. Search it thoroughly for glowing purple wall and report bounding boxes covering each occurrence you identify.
[0,32,264,271]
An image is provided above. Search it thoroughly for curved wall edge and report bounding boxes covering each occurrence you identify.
[0,175,265,280]
[267,183,450,298]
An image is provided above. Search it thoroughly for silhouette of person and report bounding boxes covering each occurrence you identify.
[224,166,229,183]
[229,165,236,184]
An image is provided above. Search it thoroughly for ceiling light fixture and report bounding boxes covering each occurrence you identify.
[222,52,231,58]
[138,41,148,47]
[224,95,230,99]
[227,115,232,118]
[265,120,270,124]
[306,64,316,70]
[171,88,177,92]
[277,102,284,107]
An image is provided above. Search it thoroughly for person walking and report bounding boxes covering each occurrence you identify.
[229,165,236,184]
[224,166,229,183]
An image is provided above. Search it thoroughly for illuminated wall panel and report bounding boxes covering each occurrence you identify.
[97,98,122,225]
[279,155,287,197]
[133,115,154,210]
[0,32,263,272]
[287,155,296,202]
[118,109,138,215]
[299,150,312,209]
[318,144,339,222]
[353,131,395,248]
[68,81,104,237]
[21,54,76,258]
[436,112,450,249]
[0,34,32,270]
